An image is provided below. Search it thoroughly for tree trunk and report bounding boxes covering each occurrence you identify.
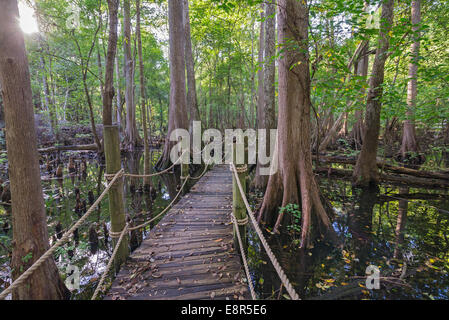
[123,0,141,150]
[254,5,266,189]
[103,0,118,126]
[183,0,200,134]
[350,41,369,148]
[260,0,276,187]
[399,0,421,160]
[0,0,69,299]
[136,0,151,187]
[156,0,188,169]
[258,0,334,246]
[353,0,394,186]
[114,54,122,130]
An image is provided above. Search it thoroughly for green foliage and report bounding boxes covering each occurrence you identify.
[280,204,302,234]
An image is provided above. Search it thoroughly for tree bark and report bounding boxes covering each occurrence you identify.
[183,0,200,134]
[123,0,141,150]
[114,54,122,130]
[136,0,151,187]
[350,41,370,148]
[157,0,188,169]
[0,0,69,299]
[258,0,334,246]
[353,0,394,186]
[103,0,119,126]
[399,0,421,159]
[257,0,276,190]
[254,5,266,189]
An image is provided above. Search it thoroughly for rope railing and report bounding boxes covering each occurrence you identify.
[91,222,129,300]
[0,169,124,300]
[231,215,257,300]
[0,150,213,300]
[0,147,240,301]
[92,160,213,298]
[230,162,300,300]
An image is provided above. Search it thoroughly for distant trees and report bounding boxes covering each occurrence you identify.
[399,0,421,161]
[0,0,68,299]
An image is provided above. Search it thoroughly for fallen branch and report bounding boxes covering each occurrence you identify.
[314,155,449,181]
[315,167,449,189]
[37,144,98,153]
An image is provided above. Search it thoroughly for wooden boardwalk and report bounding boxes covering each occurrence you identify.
[105,165,250,300]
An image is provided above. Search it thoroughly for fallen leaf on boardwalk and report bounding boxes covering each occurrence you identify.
[214,238,223,242]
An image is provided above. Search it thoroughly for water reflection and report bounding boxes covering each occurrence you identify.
[0,148,192,299]
[248,179,449,300]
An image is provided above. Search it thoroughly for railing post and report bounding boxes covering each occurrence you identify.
[181,162,189,193]
[103,124,129,272]
[232,141,247,251]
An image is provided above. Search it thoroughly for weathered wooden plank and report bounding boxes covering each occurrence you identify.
[105,165,250,300]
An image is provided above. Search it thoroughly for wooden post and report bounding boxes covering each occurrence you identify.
[181,162,189,194]
[103,125,129,271]
[232,141,247,251]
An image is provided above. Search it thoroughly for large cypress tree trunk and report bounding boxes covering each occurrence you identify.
[0,0,69,299]
[258,0,334,246]
[103,0,118,126]
[399,0,421,160]
[123,0,141,150]
[156,0,188,170]
[254,5,266,189]
[114,54,122,130]
[353,0,394,186]
[136,0,151,187]
[255,0,276,190]
[183,0,200,134]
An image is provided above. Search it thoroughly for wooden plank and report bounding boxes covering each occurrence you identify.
[105,165,250,300]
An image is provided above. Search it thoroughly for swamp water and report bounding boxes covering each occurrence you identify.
[0,149,195,299]
[246,167,449,299]
[1,150,449,300]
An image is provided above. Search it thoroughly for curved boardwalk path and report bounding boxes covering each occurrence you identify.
[105,165,250,300]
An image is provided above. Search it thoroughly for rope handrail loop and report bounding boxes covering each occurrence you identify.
[120,149,189,179]
[91,223,129,300]
[0,169,124,300]
[188,161,212,180]
[231,216,256,300]
[229,162,300,300]
[127,175,190,232]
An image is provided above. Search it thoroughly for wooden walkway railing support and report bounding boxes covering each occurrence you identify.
[232,142,247,251]
[103,124,129,271]
[181,162,189,193]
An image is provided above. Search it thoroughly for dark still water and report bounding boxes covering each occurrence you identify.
[1,149,448,300]
[247,178,449,300]
[0,149,194,299]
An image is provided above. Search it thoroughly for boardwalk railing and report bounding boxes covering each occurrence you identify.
[0,149,210,300]
[230,162,300,300]
[1,147,299,301]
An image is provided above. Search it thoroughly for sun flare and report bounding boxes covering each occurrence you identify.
[18,1,39,34]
